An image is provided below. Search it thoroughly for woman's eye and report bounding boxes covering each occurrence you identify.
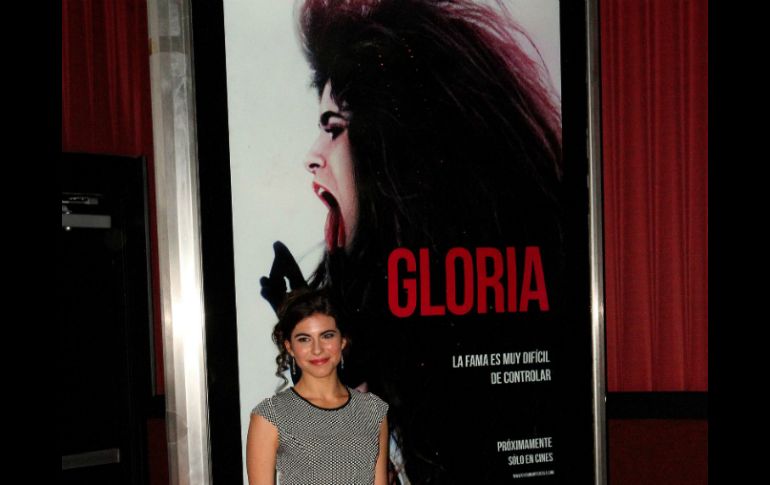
[324,125,345,140]
[322,332,336,339]
[297,337,310,343]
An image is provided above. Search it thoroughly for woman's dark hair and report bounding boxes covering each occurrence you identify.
[300,0,561,248]
[271,286,347,389]
[297,0,564,480]
[300,0,564,295]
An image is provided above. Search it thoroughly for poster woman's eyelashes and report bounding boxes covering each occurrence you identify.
[319,110,349,140]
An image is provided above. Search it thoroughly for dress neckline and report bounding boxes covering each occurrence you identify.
[290,386,352,411]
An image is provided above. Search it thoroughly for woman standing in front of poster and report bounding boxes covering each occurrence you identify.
[246,287,390,485]
[260,0,564,482]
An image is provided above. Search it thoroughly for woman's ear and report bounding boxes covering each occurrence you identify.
[341,337,348,350]
[284,339,293,356]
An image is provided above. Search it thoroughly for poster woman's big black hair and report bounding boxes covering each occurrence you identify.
[300,0,564,284]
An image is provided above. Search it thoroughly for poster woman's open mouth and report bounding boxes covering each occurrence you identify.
[313,181,348,250]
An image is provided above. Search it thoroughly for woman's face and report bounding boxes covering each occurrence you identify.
[285,313,347,379]
[305,81,358,252]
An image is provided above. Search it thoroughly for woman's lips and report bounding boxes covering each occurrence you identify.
[313,182,346,250]
[309,358,330,366]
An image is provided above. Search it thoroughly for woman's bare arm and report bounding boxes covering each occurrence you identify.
[374,417,389,485]
[246,413,279,485]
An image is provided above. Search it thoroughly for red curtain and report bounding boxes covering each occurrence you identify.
[601,0,708,391]
[62,0,153,154]
[62,0,164,394]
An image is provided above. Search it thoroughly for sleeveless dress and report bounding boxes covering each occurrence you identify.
[252,386,389,485]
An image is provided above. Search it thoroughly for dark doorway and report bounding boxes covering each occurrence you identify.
[60,153,162,485]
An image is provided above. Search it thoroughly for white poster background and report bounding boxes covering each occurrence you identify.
[222,1,560,480]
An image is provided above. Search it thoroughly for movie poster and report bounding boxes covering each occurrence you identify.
[227,1,594,483]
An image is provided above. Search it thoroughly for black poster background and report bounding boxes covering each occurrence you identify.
[211,0,597,483]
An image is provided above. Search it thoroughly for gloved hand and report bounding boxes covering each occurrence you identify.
[259,241,307,313]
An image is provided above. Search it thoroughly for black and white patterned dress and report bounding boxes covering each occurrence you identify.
[252,386,389,485]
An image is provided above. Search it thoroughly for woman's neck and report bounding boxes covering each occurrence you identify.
[293,374,348,404]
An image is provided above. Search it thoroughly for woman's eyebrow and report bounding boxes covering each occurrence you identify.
[293,329,338,338]
[319,110,347,126]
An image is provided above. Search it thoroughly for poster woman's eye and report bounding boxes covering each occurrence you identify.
[319,110,349,141]
[323,124,346,140]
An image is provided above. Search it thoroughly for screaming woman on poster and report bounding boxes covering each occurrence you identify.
[259,0,565,483]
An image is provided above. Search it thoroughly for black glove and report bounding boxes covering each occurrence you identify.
[259,241,308,313]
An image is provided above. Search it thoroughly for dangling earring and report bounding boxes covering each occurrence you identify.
[290,355,296,374]
[340,355,345,370]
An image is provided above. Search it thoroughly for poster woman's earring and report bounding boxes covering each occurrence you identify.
[341,355,345,370]
[290,356,296,374]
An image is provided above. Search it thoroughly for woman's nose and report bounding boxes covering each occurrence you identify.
[311,339,322,354]
[304,134,327,174]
